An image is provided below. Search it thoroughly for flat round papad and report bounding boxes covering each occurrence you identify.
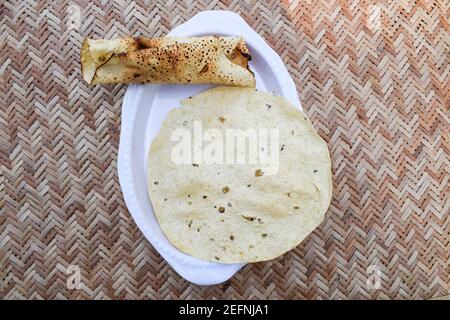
[147,86,332,263]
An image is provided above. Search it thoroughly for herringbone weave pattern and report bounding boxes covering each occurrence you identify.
[0,0,449,299]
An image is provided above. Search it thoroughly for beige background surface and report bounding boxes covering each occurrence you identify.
[0,0,448,299]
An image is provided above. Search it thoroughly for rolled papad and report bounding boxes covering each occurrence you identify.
[80,36,255,87]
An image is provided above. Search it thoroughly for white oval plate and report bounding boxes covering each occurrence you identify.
[118,10,302,285]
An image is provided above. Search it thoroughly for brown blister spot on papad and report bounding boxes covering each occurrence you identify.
[134,37,160,50]
[241,215,256,222]
[199,63,209,74]
[229,47,250,69]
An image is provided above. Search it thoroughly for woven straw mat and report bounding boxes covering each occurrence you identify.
[1,0,449,299]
